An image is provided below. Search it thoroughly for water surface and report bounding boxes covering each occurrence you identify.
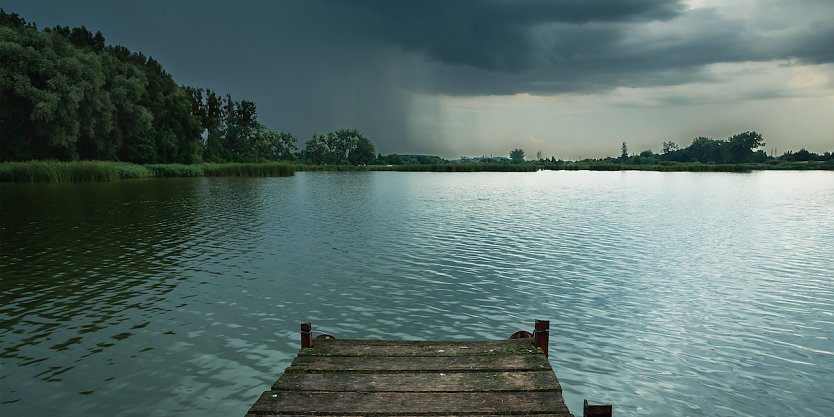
[1,171,833,416]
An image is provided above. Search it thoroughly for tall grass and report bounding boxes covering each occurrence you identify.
[0,161,295,183]
[201,162,294,177]
[0,161,152,182]
[145,163,205,177]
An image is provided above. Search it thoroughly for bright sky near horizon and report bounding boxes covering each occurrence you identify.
[3,0,833,158]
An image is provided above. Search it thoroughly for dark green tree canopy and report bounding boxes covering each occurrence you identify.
[0,10,305,164]
[659,131,766,164]
[510,148,525,163]
[302,128,375,165]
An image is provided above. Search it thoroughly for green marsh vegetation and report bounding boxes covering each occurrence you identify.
[0,161,151,182]
[0,161,294,183]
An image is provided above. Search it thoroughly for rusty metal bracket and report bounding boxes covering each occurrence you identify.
[583,400,613,417]
[509,330,534,339]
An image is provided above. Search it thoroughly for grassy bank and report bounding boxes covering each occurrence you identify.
[3,159,831,182]
[294,163,540,172]
[148,162,295,177]
[0,161,152,182]
[371,163,539,172]
[0,161,295,183]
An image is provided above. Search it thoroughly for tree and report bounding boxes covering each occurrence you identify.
[621,142,629,159]
[725,131,765,163]
[347,133,375,165]
[661,141,679,154]
[302,129,375,165]
[255,126,297,160]
[687,137,723,163]
[510,148,525,163]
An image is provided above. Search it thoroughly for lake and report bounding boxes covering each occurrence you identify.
[1,170,833,416]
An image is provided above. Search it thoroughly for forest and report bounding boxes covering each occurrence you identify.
[0,10,377,166]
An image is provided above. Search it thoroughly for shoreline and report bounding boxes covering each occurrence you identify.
[1,160,831,183]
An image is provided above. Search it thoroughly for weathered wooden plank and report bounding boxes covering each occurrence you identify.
[247,414,572,417]
[287,353,553,373]
[299,338,541,357]
[248,391,573,415]
[273,370,562,392]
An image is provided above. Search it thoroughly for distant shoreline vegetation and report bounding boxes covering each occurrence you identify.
[1,10,832,183]
[2,159,832,183]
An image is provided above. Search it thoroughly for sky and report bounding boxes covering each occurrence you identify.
[3,0,833,159]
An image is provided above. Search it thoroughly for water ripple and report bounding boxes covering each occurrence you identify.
[2,172,833,416]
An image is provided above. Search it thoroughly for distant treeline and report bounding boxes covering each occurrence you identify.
[525,132,832,167]
[613,132,833,165]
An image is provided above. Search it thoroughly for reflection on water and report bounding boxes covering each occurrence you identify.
[1,171,833,416]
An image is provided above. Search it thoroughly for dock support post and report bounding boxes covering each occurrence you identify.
[583,400,612,417]
[534,319,550,357]
[300,322,312,349]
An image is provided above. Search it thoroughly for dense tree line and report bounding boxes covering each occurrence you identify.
[0,10,374,165]
[374,154,445,165]
[185,87,298,162]
[300,129,375,165]
[777,148,833,162]
[614,131,831,165]
[1,10,202,162]
[658,131,767,164]
[611,132,769,164]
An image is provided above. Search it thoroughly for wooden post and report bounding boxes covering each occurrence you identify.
[534,319,550,358]
[300,322,312,349]
[583,400,613,417]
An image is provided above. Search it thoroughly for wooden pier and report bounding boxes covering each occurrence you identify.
[246,320,611,417]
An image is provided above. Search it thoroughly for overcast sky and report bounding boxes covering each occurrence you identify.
[4,0,833,158]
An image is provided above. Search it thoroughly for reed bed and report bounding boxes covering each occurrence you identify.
[145,164,205,177]
[201,162,294,177]
[0,161,152,182]
[0,161,295,182]
[293,164,369,172]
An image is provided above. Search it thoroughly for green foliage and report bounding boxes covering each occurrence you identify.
[658,131,767,164]
[661,141,679,154]
[0,10,204,163]
[509,148,525,163]
[255,127,297,161]
[301,129,375,165]
[374,154,445,165]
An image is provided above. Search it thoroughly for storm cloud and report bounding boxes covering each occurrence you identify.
[4,0,833,156]
[311,0,834,95]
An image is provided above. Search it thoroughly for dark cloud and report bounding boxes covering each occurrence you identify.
[329,0,684,72]
[3,0,832,154]
[312,2,833,95]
